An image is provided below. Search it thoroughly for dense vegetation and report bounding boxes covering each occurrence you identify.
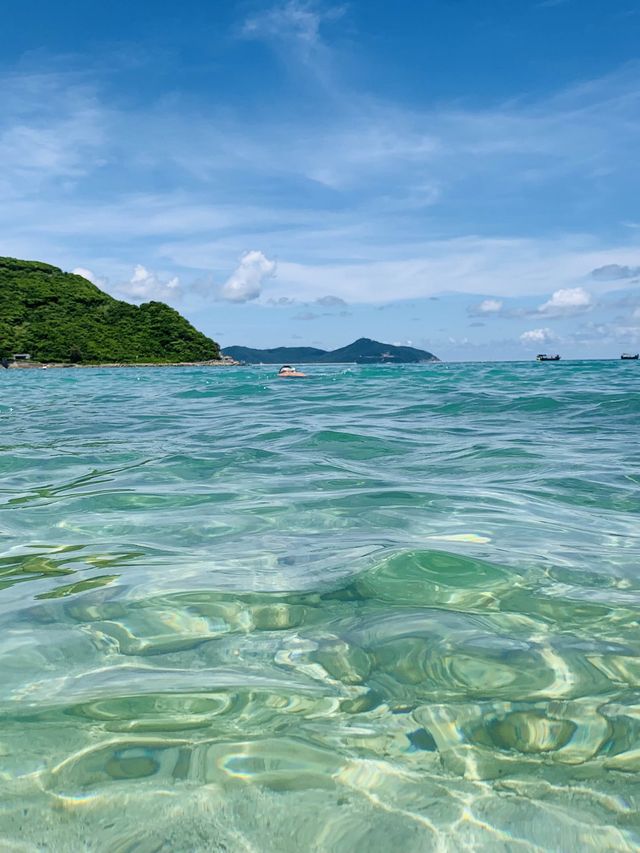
[0,257,220,363]
[224,337,439,364]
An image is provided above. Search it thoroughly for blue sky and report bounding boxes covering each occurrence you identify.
[2,0,640,359]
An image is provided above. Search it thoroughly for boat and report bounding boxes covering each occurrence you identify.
[536,354,561,361]
[621,353,639,360]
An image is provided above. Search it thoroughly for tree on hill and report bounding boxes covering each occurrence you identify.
[0,257,220,363]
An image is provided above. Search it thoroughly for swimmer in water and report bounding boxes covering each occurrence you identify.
[278,365,306,377]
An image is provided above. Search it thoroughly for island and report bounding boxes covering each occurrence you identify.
[223,338,439,364]
[0,257,220,365]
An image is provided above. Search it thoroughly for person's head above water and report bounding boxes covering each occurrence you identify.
[278,365,306,377]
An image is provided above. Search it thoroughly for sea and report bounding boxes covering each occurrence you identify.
[0,360,639,852]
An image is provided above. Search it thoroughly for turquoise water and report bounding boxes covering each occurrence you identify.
[0,361,639,851]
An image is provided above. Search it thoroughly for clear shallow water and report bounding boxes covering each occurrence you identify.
[0,360,639,851]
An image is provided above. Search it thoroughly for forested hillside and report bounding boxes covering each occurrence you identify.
[0,258,220,363]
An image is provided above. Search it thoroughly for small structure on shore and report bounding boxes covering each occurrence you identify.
[12,353,31,361]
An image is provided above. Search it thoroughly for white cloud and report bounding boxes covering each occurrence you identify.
[220,250,277,303]
[118,264,181,301]
[537,286,592,315]
[520,328,556,344]
[71,266,107,289]
[72,266,95,281]
[474,298,503,314]
[73,263,182,303]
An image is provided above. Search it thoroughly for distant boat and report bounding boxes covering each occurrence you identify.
[536,354,561,361]
[621,353,639,360]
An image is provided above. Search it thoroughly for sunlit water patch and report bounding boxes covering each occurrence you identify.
[0,361,639,851]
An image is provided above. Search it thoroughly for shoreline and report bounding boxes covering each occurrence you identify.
[5,359,240,370]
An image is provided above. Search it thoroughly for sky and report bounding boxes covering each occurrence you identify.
[2,0,640,360]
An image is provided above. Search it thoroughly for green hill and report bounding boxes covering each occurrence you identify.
[0,257,220,363]
[224,337,439,364]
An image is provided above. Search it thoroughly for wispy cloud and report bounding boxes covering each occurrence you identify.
[566,314,640,347]
[257,238,640,304]
[241,0,344,46]
[240,0,346,83]
[0,73,106,193]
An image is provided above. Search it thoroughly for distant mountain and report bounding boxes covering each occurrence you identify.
[224,337,439,364]
[0,257,220,363]
[222,345,327,364]
[318,338,438,363]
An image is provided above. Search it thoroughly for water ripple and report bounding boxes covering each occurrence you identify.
[0,361,639,850]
